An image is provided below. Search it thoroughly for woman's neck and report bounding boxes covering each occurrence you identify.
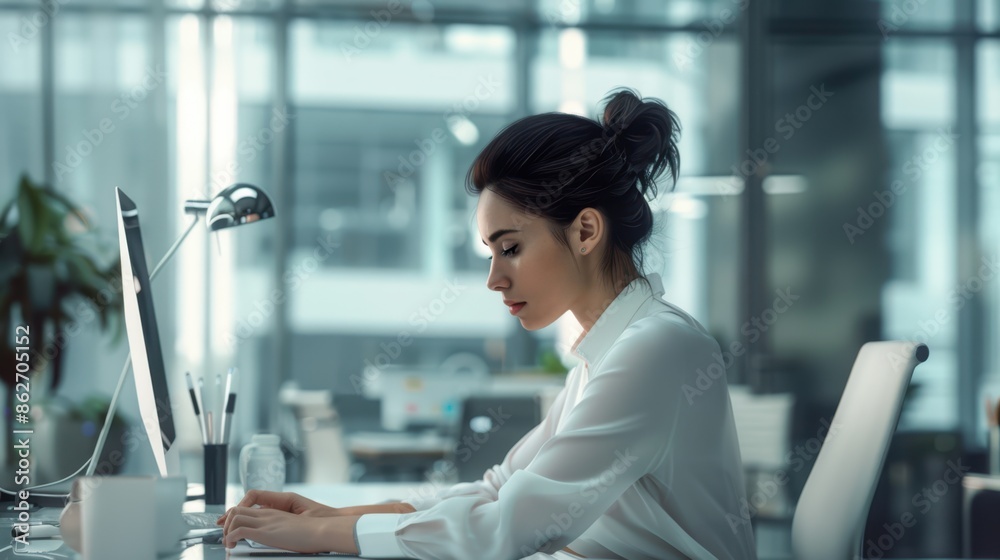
[572,272,640,333]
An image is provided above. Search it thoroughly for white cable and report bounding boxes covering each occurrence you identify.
[0,458,92,498]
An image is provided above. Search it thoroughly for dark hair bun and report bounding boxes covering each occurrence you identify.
[600,88,681,198]
[467,87,683,291]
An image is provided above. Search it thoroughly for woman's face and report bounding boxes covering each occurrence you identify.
[476,189,583,331]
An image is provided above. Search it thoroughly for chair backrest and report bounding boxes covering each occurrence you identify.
[791,341,928,560]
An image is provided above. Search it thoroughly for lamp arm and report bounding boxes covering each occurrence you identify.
[84,215,200,477]
[150,215,200,281]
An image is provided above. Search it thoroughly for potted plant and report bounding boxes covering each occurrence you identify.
[32,394,129,483]
[0,174,125,471]
[538,349,569,375]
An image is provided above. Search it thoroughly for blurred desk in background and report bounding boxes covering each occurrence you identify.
[347,431,454,482]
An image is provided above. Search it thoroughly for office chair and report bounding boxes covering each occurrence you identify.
[278,382,352,484]
[790,341,929,560]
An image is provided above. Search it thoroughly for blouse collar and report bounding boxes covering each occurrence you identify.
[570,273,664,366]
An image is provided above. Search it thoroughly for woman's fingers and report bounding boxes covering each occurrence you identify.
[217,490,288,524]
[229,512,267,531]
[237,489,273,508]
[223,506,268,537]
[221,510,337,553]
[224,525,259,549]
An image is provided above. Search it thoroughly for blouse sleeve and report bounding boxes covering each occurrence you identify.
[398,367,576,512]
[354,317,708,560]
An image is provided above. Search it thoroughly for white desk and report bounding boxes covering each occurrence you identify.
[1,482,601,559]
[5,480,957,559]
[2,482,432,559]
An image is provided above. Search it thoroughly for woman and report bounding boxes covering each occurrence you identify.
[218,88,757,560]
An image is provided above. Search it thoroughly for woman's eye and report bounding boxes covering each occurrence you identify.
[488,245,518,260]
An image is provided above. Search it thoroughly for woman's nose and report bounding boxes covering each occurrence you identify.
[486,261,508,292]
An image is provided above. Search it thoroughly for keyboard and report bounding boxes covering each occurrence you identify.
[183,511,222,529]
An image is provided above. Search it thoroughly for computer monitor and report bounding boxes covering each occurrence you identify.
[452,394,540,482]
[364,367,486,433]
[115,187,178,477]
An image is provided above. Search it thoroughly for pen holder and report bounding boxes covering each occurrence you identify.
[204,444,228,506]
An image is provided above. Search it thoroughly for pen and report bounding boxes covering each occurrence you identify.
[220,368,236,445]
[186,372,208,445]
[222,393,237,445]
[206,411,214,445]
[198,377,207,424]
[216,373,223,439]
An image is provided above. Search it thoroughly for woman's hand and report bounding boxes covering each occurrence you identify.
[216,490,337,526]
[221,507,362,553]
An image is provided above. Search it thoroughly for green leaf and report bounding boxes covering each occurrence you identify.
[64,251,107,294]
[0,198,14,231]
[43,187,90,230]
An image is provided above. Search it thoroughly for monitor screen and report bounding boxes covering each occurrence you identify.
[369,367,486,433]
[115,187,176,476]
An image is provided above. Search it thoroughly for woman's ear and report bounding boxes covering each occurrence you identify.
[573,207,604,252]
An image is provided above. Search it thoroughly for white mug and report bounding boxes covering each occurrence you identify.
[62,476,187,559]
[154,476,187,553]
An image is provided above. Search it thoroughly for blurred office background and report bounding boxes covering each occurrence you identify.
[1,0,999,556]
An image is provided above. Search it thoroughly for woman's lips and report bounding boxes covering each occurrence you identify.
[508,302,526,315]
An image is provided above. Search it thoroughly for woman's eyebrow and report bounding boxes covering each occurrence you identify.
[482,228,520,246]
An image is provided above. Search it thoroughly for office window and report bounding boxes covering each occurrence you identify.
[979,0,999,30]
[66,0,148,7]
[162,14,283,446]
[285,20,520,391]
[536,0,741,27]
[52,15,162,207]
[289,21,515,271]
[978,40,1000,434]
[880,40,958,429]
[771,0,958,30]
[0,13,44,183]
[531,27,741,340]
[212,0,283,11]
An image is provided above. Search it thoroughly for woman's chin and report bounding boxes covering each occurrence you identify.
[518,312,557,332]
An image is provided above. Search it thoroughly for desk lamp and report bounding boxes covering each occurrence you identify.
[84,183,275,477]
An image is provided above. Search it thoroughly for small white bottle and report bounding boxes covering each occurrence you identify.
[239,434,285,493]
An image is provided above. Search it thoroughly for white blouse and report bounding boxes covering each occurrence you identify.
[354,273,757,560]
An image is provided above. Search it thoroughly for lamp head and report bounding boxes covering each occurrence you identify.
[184,183,275,231]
